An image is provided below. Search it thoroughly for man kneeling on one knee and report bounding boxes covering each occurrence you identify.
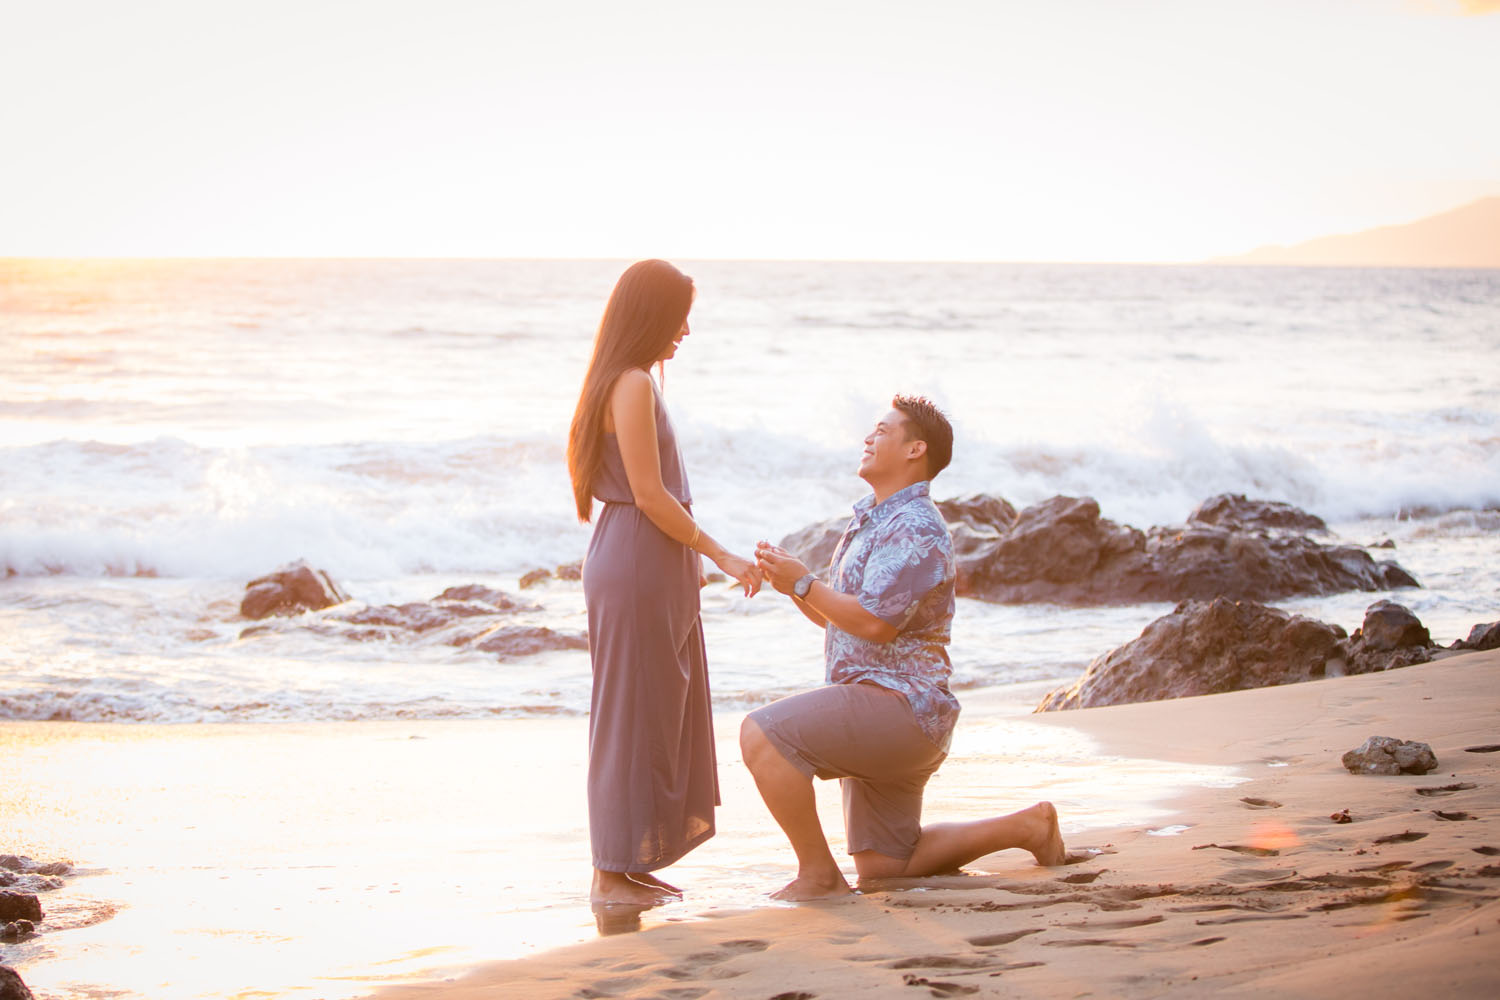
[748,394,1066,901]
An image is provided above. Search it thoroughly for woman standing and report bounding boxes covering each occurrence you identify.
[567,259,761,905]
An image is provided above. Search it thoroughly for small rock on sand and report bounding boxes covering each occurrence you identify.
[1341,736,1438,775]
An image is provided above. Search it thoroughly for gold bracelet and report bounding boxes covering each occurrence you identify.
[687,525,702,551]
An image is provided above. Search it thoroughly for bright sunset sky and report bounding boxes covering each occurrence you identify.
[3,0,1497,261]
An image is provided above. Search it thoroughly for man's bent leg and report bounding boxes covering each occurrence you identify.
[852,801,1066,880]
[740,717,852,900]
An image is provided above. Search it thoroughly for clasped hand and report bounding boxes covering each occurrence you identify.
[754,541,811,595]
[713,551,763,597]
[703,541,810,599]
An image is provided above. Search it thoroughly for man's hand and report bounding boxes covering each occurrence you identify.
[755,542,809,596]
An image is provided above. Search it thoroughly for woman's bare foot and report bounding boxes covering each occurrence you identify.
[769,872,853,901]
[628,872,683,896]
[1024,801,1067,866]
[591,869,676,905]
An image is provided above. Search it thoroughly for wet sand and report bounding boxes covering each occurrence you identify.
[366,650,1500,1000]
[3,651,1497,998]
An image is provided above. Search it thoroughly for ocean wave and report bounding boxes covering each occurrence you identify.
[4,413,1499,580]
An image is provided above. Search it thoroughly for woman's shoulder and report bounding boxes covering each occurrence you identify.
[609,367,659,405]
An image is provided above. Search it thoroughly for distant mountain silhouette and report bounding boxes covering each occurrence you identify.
[1214,197,1500,268]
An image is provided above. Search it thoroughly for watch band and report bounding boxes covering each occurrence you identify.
[793,573,816,599]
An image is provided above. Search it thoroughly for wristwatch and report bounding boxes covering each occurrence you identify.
[793,573,817,600]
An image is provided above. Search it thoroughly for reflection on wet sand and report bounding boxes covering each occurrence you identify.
[591,901,653,936]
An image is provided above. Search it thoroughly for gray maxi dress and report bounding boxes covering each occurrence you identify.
[583,384,718,873]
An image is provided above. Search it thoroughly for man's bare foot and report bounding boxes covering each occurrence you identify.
[769,872,853,901]
[1024,801,1067,866]
[591,869,675,905]
[628,872,683,896]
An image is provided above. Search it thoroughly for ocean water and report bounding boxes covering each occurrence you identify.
[2,259,1498,723]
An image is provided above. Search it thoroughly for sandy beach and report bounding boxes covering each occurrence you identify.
[3,650,1497,998]
[365,650,1500,1000]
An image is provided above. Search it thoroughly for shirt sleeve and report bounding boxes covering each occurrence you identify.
[855,510,951,629]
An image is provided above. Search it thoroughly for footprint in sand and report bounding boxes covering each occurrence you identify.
[1310,886,1425,912]
[900,974,979,996]
[1043,938,1136,948]
[578,979,644,998]
[1432,810,1477,821]
[887,955,1000,971]
[1416,783,1478,796]
[1373,830,1428,845]
[1195,913,1309,925]
[768,993,817,1000]
[1058,870,1106,884]
[655,939,771,983]
[1239,797,1283,809]
[1061,914,1164,930]
[1463,744,1500,753]
[1407,860,1454,873]
[1472,846,1500,856]
[1219,868,1298,884]
[1191,843,1280,857]
[966,928,1043,947]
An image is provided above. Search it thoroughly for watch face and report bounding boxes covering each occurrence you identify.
[795,574,813,597]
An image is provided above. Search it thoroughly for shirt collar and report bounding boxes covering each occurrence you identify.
[851,480,931,528]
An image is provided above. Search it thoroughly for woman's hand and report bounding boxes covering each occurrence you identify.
[714,551,762,597]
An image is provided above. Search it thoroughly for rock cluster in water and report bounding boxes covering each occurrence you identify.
[0,965,34,1000]
[0,854,70,951]
[1341,736,1440,775]
[1452,620,1500,652]
[238,575,588,660]
[519,561,583,589]
[781,493,1419,606]
[1036,599,1456,711]
[240,561,350,619]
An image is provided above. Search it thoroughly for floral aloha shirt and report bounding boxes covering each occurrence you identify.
[823,480,959,752]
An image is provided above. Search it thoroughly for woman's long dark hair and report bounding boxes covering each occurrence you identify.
[567,260,695,522]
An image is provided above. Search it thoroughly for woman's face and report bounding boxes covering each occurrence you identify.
[657,312,691,362]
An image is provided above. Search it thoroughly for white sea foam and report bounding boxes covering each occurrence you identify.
[2,260,1497,723]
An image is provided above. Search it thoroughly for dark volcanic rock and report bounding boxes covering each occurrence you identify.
[518,568,552,589]
[1454,621,1500,652]
[333,586,537,635]
[1357,600,1430,651]
[782,492,1419,607]
[1037,598,1348,711]
[0,965,34,1000]
[240,562,349,620]
[1342,601,1437,674]
[519,561,586,588]
[957,495,1417,606]
[935,494,1019,585]
[1341,736,1439,776]
[466,624,589,658]
[324,585,546,647]
[0,891,42,923]
[0,919,35,942]
[248,579,580,660]
[434,585,529,607]
[1188,493,1328,534]
[778,515,851,578]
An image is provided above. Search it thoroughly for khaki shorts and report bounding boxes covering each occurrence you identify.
[746,681,946,860]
